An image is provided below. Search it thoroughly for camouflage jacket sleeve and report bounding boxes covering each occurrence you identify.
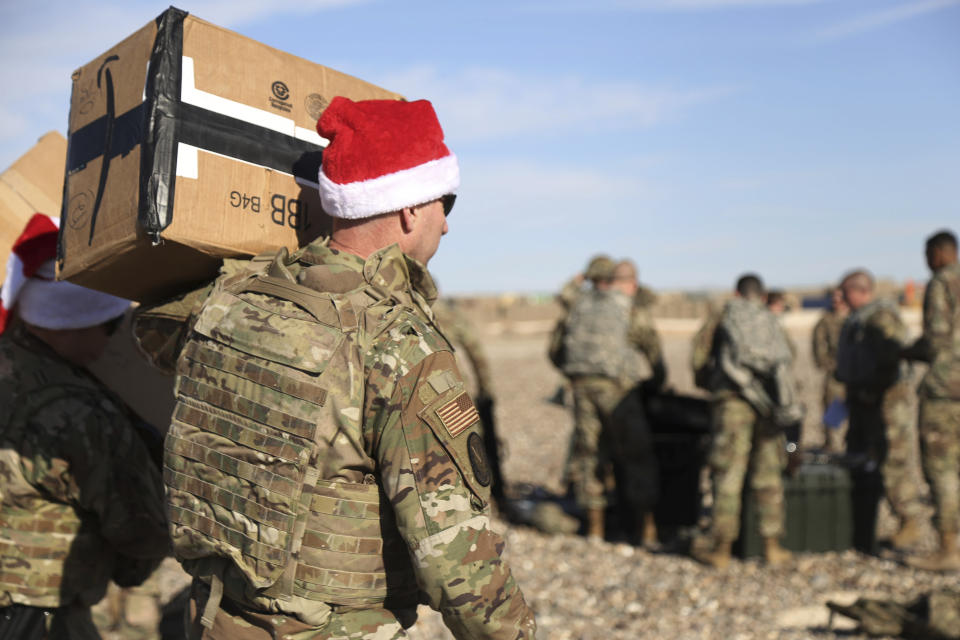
[556,277,582,312]
[627,306,666,387]
[811,316,833,371]
[864,308,908,389]
[20,392,170,560]
[923,274,955,355]
[367,349,535,639]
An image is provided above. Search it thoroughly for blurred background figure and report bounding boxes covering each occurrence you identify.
[903,230,960,571]
[812,287,850,453]
[559,258,664,542]
[836,269,926,551]
[766,289,788,315]
[434,296,506,510]
[691,273,799,569]
[0,214,169,640]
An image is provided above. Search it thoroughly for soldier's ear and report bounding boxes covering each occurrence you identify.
[399,207,417,234]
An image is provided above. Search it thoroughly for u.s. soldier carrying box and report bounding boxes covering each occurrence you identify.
[58,7,402,302]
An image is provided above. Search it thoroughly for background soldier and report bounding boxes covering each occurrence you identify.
[433,297,506,509]
[155,98,535,639]
[561,258,664,541]
[612,260,666,546]
[836,269,925,550]
[903,230,960,571]
[0,214,169,639]
[692,274,800,569]
[812,287,850,452]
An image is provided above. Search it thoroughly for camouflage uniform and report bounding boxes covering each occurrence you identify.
[702,299,795,544]
[691,306,721,391]
[561,289,664,513]
[152,243,535,640]
[914,262,960,535]
[836,299,924,523]
[0,323,169,638]
[812,308,848,450]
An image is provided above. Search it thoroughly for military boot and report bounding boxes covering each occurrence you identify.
[691,538,733,570]
[640,512,658,548]
[907,531,960,572]
[587,507,605,541]
[763,537,793,567]
[890,516,924,550]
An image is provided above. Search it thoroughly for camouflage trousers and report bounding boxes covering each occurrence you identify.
[846,382,924,521]
[186,586,415,640]
[568,376,657,512]
[707,396,786,541]
[918,397,960,534]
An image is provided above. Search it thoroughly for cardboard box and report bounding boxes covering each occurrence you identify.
[58,7,403,302]
[0,132,176,431]
[1,132,68,280]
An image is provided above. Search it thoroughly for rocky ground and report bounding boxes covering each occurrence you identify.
[96,313,960,639]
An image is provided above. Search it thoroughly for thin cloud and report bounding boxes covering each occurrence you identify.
[813,0,960,41]
[378,66,734,143]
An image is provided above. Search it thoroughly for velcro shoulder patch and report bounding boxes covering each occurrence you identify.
[435,392,479,438]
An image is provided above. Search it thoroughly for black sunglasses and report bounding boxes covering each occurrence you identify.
[442,194,456,217]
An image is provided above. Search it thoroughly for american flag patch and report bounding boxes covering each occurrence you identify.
[435,393,479,438]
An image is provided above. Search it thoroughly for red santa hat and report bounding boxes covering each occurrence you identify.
[0,213,130,335]
[316,97,460,219]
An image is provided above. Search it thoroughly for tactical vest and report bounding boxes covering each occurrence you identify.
[836,299,905,389]
[562,290,632,378]
[719,298,793,375]
[164,251,418,622]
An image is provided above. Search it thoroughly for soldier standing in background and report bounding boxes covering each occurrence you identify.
[691,274,801,569]
[0,214,169,639]
[612,260,666,546]
[153,98,535,639]
[555,255,616,314]
[433,297,506,509]
[903,230,960,571]
[836,269,925,550]
[561,259,665,541]
[812,287,849,452]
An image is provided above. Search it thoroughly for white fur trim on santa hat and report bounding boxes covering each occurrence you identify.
[319,153,460,220]
[14,260,130,331]
[1,251,26,313]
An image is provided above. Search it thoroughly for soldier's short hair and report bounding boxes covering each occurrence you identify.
[735,273,764,299]
[926,230,958,252]
[840,269,874,292]
[766,289,786,308]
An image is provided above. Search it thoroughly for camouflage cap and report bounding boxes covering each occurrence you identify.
[584,255,615,281]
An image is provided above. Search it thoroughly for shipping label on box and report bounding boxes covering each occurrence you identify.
[59,7,403,302]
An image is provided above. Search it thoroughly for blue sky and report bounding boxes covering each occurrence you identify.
[1,0,958,294]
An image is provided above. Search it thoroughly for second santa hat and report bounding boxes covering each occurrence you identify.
[316,98,459,220]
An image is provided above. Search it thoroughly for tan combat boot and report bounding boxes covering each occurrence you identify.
[763,537,793,567]
[640,512,658,548]
[587,507,605,541]
[691,538,733,570]
[907,531,960,572]
[890,516,924,550]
